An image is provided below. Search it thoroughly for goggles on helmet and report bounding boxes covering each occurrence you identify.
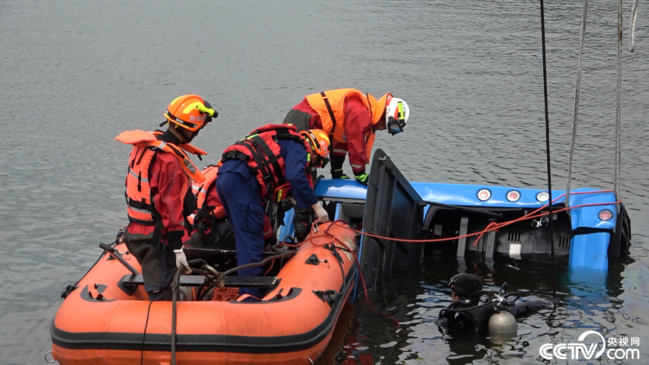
[314,155,330,169]
[163,101,218,131]
[301,130,330,168]
[387,100,406,135]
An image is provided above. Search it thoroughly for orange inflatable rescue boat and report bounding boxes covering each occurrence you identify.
[49,222,358,365]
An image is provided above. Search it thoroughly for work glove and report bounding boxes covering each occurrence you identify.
[311,201,330,223]
[173,248,189,271]
[340,174,351,180]
[354,173,369,186]
[331,168,344,179]
[264,233,278,247]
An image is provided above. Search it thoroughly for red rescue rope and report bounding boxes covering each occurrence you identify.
[336,190,619,246]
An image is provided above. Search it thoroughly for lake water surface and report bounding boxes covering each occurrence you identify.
[1,1,648,364]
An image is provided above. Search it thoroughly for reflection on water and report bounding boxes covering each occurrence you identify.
[1,0,648,363]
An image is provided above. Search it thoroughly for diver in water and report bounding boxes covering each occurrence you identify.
[435,273,550,335]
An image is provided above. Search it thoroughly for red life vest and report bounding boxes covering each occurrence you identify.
[116,130,205,225]
[190,163,226,225]
[221,124,310,201]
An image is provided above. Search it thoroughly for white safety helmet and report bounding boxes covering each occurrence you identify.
[385,97,410,135]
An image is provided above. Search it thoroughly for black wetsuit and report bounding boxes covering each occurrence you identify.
[435,299,549,334]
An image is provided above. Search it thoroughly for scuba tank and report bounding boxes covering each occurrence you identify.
[488,282,518,336]
[488,310,517,335]
[488,310,518,345]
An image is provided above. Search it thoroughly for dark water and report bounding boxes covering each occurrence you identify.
[1,1,648,364]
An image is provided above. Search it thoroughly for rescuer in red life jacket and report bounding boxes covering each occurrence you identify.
[116,94,217,301]
[283,88,410,185]
[217,125,331,300]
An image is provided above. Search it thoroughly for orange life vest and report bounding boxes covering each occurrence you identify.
[152,130,208,160]
[305,89,391,160]
[221,124,310,201]
[116,130,205,225]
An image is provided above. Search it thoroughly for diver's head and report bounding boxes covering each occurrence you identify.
[449,273,483,305]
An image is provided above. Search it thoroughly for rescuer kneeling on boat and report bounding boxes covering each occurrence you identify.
[116,94,217,301]
[186,164,276,249]
[435,273,550,335]
[283,88,410,185]
[186,163,235,250]
[217,125,331,301]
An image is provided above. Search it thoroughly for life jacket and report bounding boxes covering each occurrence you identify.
[190,163,226,225]
[305,89,391,161]
[221,124,311,202]
[116,130,206,225]
[151,130,208,161]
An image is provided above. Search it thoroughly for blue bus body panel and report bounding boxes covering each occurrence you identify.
[316,179,616,230]
[411,182,565,208]
[569,232,610,270]
[311,179,618,271]
[568,189,617,231]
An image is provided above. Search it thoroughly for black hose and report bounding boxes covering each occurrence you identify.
[221,251,295,277]
[539,0,557,299]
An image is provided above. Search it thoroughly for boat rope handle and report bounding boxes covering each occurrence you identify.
[43,350,56,363]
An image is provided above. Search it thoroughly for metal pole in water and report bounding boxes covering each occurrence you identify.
[538,0,557,298]
[629,0,639,52]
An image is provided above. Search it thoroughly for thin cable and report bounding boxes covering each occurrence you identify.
[320,192,619,245]
[140,300,154,365]
[629,0,639,52]
[171,268,183,365]
[614,0,623,200]
[566,0,589,208]
[539,0,557,298]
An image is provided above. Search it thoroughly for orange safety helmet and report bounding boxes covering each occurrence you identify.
[163,94,218,132]
[300,129,330,168]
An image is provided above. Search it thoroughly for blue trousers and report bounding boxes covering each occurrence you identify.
[216,160,266,299]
